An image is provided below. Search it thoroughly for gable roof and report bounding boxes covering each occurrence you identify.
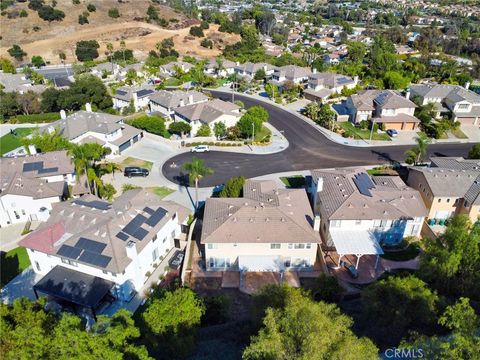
[201,180,320,244]
[410,84,480,104]
[308,72,355,88]
[430,157,480,171]
[312,168,427,220]
[19,189,191,273]
[174,99,240,124]
[149,90,208,109]
[113,86,155,102]
[374,90,417,109]
[274,65,311,80]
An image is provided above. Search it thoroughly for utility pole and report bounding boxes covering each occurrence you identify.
[231,72,236,104]
[252,122,255,144]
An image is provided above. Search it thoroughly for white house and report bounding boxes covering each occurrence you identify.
[0,151,76,227]
[204,59,236,77]
[112,86,155,111]
[201,180,320,272]
[234,62,277,78]
[271,65,311,86]
[90,63,121,79]
[40,104,142,156]
[304,71,358,102]
[19,189,191,297]
[173,99,241,135]
[309,168,427,268]
[159,61,194,77]
[149,90,209,119]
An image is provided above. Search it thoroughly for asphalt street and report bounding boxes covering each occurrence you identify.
[162,92,473,187]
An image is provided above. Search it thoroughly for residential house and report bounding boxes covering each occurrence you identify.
[173,99,241,135]
[309,168,427,268]
[19,189,191,297]
[118,63,145,79]
[346,90,420,130]
[430,156,480,171]
[149,90,209,118]
[407,167,480,224]
[271,65,311,86]
[0,72,46,93]
[323,52,341,65]
[41,104,142,156]
[234,62,276,79]
[0,151,75,227]
[203,59,236,77]
[201,180,320,272]
[90,63,121,78]
[160,61,194,77]
[304,71,358,102]
[112,85,155,111]
[410,83,480,125]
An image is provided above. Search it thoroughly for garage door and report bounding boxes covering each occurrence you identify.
[119,141,131,153]
[384,122,403,130]
[132,135,139,143]
[402,122,416,130]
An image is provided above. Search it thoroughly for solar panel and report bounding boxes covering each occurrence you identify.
[79,251,111,268]
[116,232,129,241]
[337,78,351,85]
[353,173,376,197]
[143,207,155,215]
[75,237,106,254]
[137,89,154,98]
[38,167,59,174]
[73,199,111,210]
[57,245,82,259]
[122,214,147,236]
[145,207,168,227]
[23,161,43,172]
[133,227,149,240]
[116,90,127,95]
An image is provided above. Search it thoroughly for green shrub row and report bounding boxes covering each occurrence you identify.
[8,112,60,124]
[185,142,242,147]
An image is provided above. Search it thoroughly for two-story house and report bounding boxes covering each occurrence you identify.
[304,71,358,102]
[204,59,236,77]
[41,104,142,156]
[270,65,311,86]
[149,90,209,119]
[20,189,191,298]
[90,63,121,79]
[201,180,320,272]
[309,168,427,268]
[0,72,46,94]
[407,166,480,224]
[234,62,277,79]
[346,90,420,130]
[160,61,194,77]
[0,151,76,227]
[410,83,480,125]
[112,86,155,111]
[173,99,241,136]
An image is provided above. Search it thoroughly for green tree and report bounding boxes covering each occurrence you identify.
[0,92,20,119]
[22,128,71,153]
[303,101,321,122]
[468,144,480,159]
[254,68,266,81]
[142,288,205,358]
[383,70,410,90]
[0,57,16,73]
[8,44,27,61]
[244,286,378,360]
[368,36,398,77]
[86,3,95,12]
[37,5,65,21]
[182,157,214,209]
[127,115,167,136]
[75,40,100,62]
[169,121,191,136]
[317,103,336,130]
[108,8,120,18]
[245,106,269,123]
[311,273,344,303]
[189,26,204,37]
[404,133,430,165]
[213,121,226,139]
[219,176,245,198]
[147,5,158,21]
[31,55,45,68]
[196,123,211,137]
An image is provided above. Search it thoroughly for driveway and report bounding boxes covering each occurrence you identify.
[162,92,472,187]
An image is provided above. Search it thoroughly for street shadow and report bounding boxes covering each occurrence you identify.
[370,150,400,165]
[0,251,20,287]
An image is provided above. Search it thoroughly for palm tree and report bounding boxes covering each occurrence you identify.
[414,133,430,164]
[99,162,122,178]
[68,145,92,194]
[182,157,214,209]
[106,42,114,72]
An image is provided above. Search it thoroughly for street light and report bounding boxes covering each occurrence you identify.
[369,118,375,142]
[252,122,255,144]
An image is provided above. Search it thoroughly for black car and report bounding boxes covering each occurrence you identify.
[124,167,149,178]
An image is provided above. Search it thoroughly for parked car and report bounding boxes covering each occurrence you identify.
[191,145,210,153]
[124,167,149,178]
[340,261,359,279]
[386,129,398,137]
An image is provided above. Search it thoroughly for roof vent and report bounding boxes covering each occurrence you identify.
[265,218,270,222]
[249,218,254,222]
[281,217,286,222]
[228,213,232,217]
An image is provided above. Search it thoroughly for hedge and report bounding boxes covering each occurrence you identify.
[8,112,61,124]
[185,142,242,147]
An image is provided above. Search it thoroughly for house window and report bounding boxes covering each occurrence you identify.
[306,243,312,249]
[209,258,214,268]
[207,243,218,250]
[172,213,177,220]
[14,211,20,219]
[330,220,341,228]
[410,225,420,235]
[270,243,281,249]
[171,230,176,239]
[355,220,362,225]
[373,220,381,227]
[380,220,388,227]
[294,244,305,249]
[61,258,78,267]
[414,217,423,223]
[103,270,108,274]
[438,199,441,203]
[112,272,117,277]
[464,201,470,207]
[152,234,157,242]
[35,261,41,272]
[288,243,293,249]
[152,247,159,262]
[446,198,450,203]
[458,103,469,110]
[21,210,26,215]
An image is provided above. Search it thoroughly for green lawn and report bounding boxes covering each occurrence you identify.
[148,186,175,198]
[119,157,153,171]
[0,127,35,155]
[338,122,391,141]
[367,167,399,176]
[380,243,421,262]
[254,125,271,142]
[280,175,306,189]
[1,247,31,287]
[450,128,468,139]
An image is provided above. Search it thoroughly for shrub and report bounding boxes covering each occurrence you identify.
[127,115,168,137]
[196,124,211,137]
[20,9,27,17]
[108,7,120,18]
[200,38,213,49]
[72,0,80,4]
[219,176,245,198]
[189,26,204,37]
[202,295,231,326]
[200,20,209,30]
[86,3,96,12]
[78,13,88,24]
[8,44,27,61]
[169,121,191,135]
[75,40,99,61]
[8,112,61,124]
[37,5,65,21]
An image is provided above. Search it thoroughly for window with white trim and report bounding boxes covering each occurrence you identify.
[270,243,281,249]
[330,220,342,228]
[294,244,305,249]
[207,243,218,250]
[306,243,312,249]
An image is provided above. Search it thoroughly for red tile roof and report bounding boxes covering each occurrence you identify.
[19,221,65,254]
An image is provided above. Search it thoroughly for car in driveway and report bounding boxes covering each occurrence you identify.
[124,167,149,178]
[386,129,398,137]
[191,145,210,153]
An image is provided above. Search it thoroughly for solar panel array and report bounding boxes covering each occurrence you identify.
[38,167,59,174]
[337,77,351,85]
[145,208,168,227]
[116,207,168,242]
[57,237,111,269]
[23,161,44,172]
[137,89,154,98]
[116,90,127,95]
[353,173,376,197]
[73,199,111,210]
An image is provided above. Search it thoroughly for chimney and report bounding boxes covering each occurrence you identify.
[313,215,321,232]
[28,145,37,155]
[465,82,470,90]
[188,94,194,104]
[125,241,137,259]
[317,177,324,193]
[405,89,411,100]
[60,109,66,119]
[179,99,185,107]
[85,103,92,112]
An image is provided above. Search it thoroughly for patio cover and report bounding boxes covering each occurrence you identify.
[238,255,283,272]
[330,229,384,256]
[33,265,115,309]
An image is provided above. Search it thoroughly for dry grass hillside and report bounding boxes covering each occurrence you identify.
[0,0,240,63]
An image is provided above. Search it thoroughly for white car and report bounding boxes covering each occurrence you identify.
[191,145,210,153]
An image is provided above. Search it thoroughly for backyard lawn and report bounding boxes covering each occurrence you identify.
[147,186,175,198]
[0,127,36,156]
[119,157,153,170]
[338,122,391,141]
[0,247,31,287]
